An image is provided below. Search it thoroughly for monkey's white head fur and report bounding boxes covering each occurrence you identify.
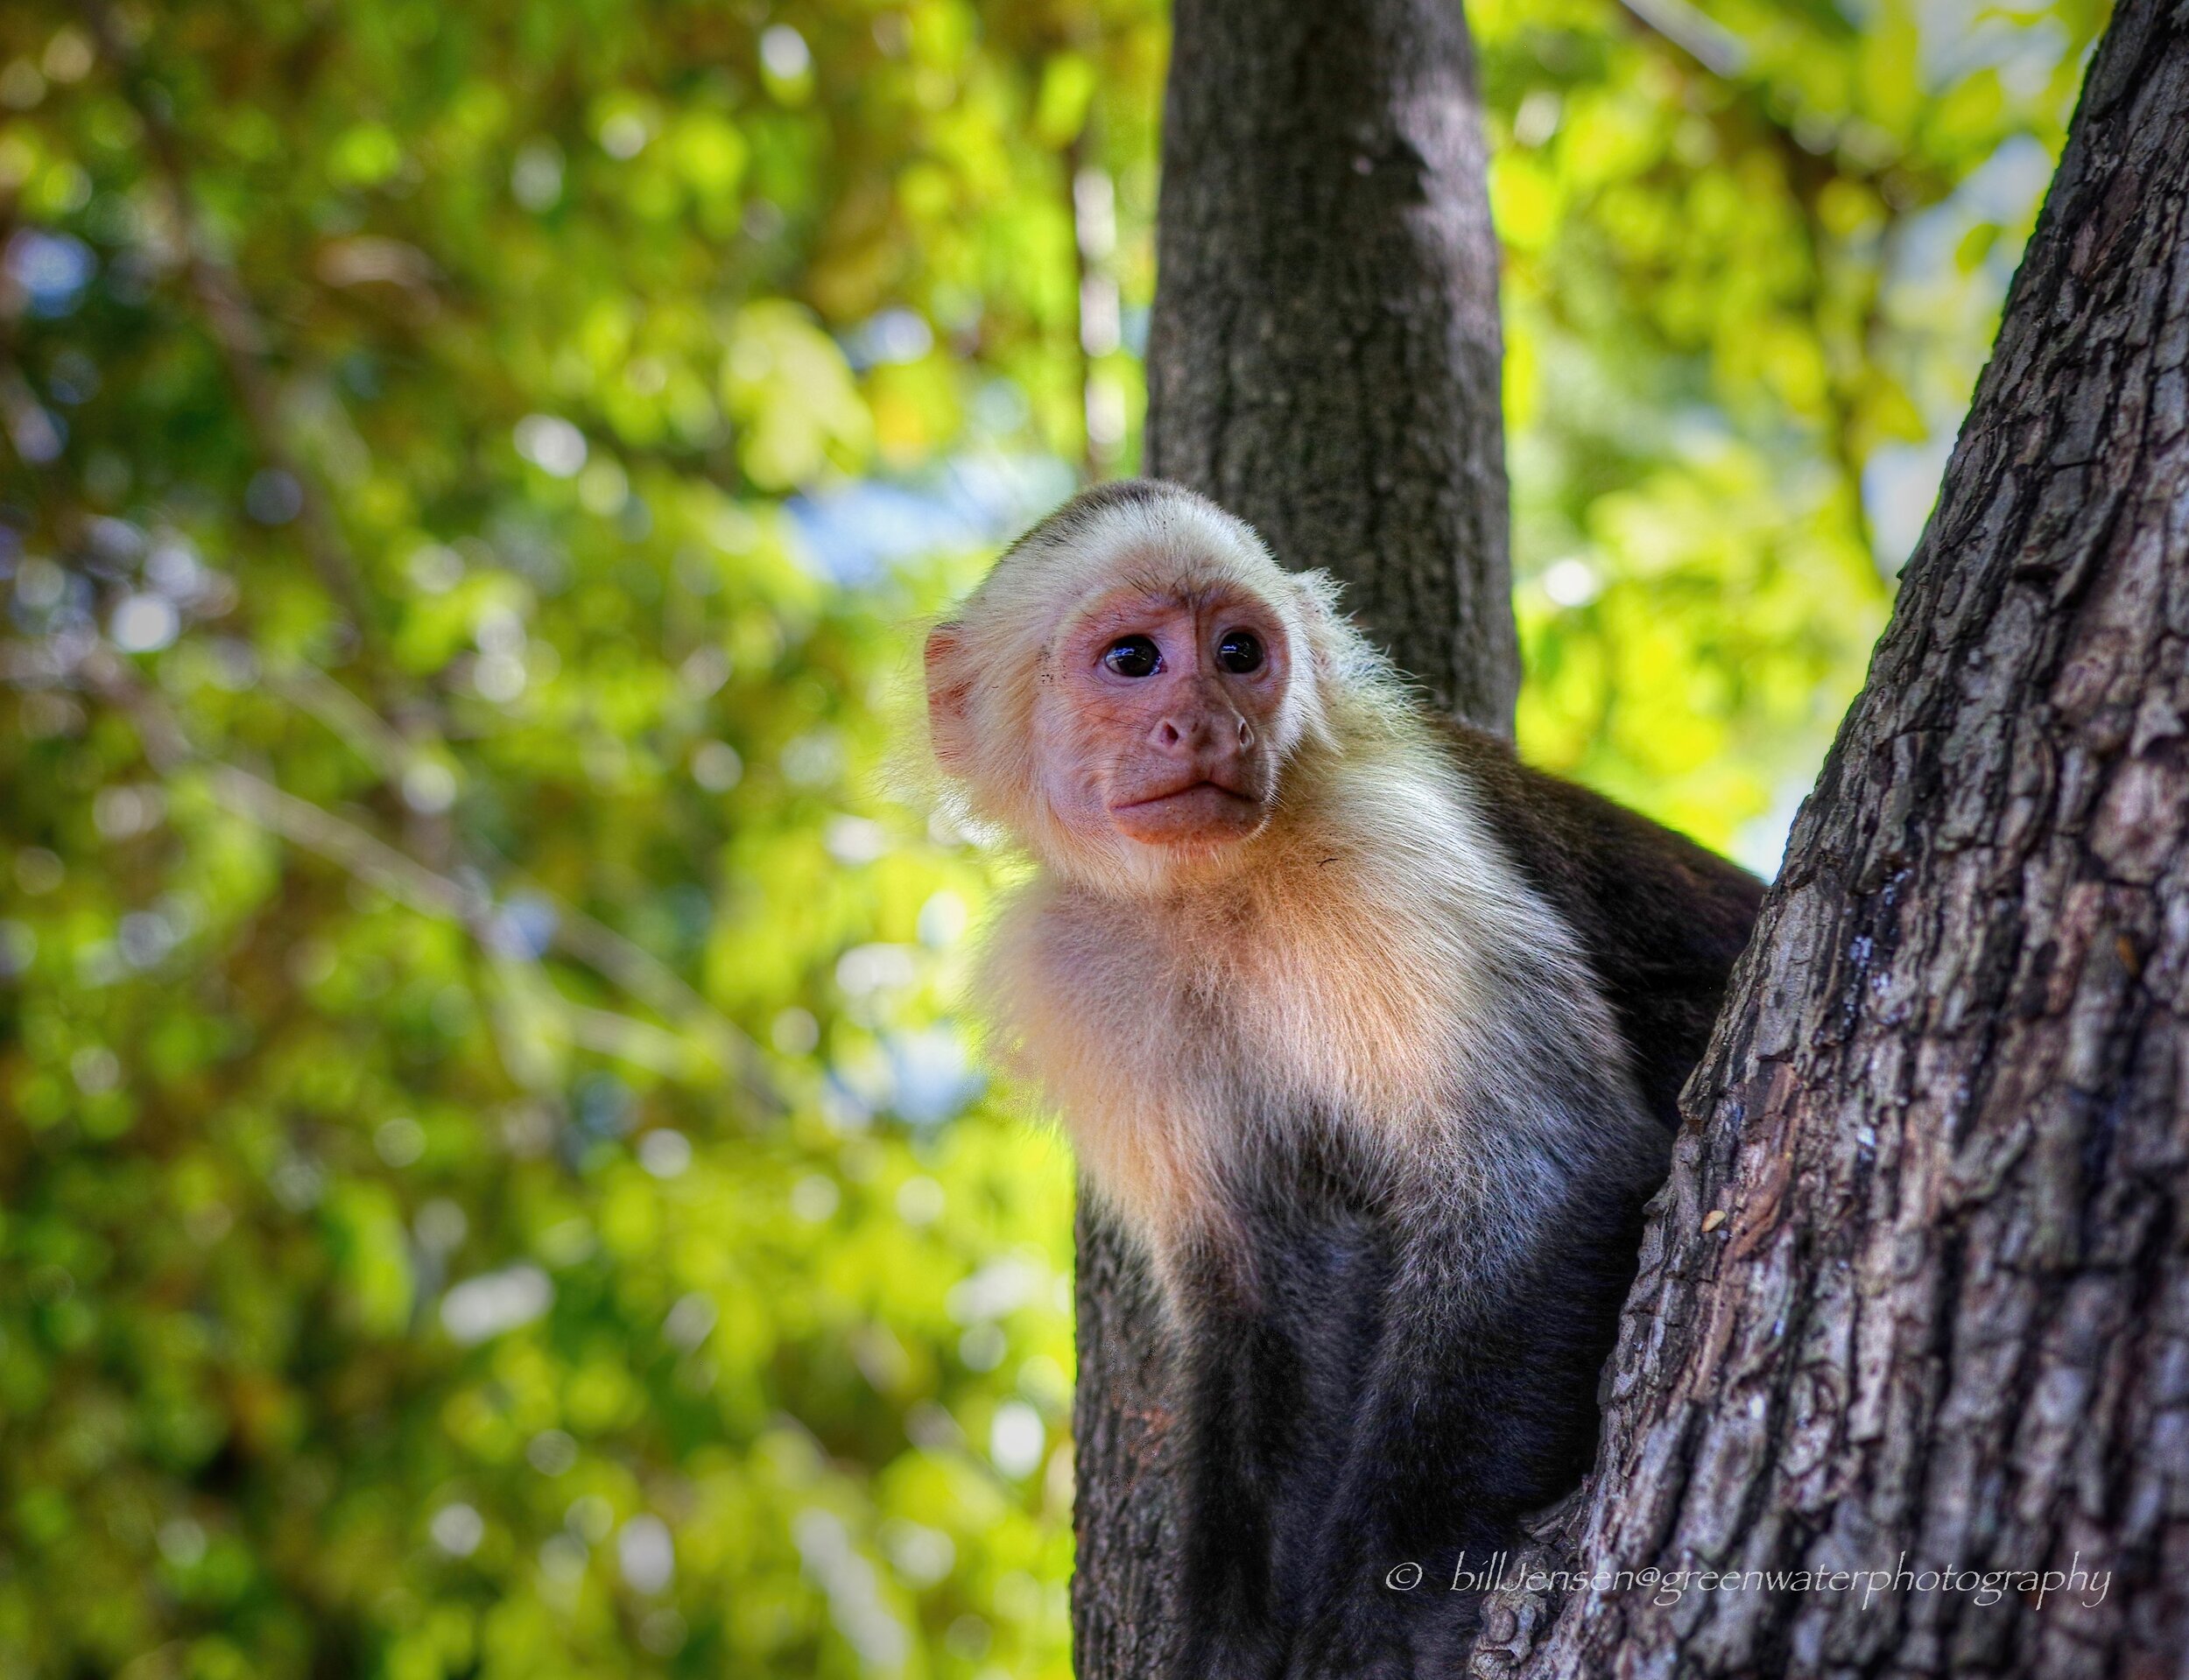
[926,481,1383,896]
[926,482,1658,1284]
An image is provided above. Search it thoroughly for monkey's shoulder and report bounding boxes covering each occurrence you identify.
[1429,721,1766,1124]
[1430,721,1764,955]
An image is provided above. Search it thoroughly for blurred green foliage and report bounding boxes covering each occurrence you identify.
[0,0,2099,1675]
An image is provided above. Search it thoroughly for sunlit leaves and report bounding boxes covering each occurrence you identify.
[721,301,875,489]
[1479,0,2101,862]
[0,0,1122,1673]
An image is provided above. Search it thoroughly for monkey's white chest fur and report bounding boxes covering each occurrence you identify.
[976,751,1625,1262]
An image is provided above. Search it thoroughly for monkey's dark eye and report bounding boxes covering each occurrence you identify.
[1215,629,1264,674]
[1102,636,1163,678]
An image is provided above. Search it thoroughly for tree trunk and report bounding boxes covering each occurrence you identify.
[1470,4,2189,1675]
[1143,0,1516,731]
[1072,2,1513,1674]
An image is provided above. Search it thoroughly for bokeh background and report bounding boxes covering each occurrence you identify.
[0,0,2108,1675]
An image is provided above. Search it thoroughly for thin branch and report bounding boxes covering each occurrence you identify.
[561,1004,703,1079]
[264,662,414,780]
[542,899,764,1080]
[1612,0,1751,78]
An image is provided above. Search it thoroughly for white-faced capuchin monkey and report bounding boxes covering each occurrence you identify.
[925,479,1763,1678]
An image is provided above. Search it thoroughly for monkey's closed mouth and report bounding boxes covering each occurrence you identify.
[1112,781,1254,812]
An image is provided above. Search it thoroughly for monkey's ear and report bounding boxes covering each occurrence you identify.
[925,623,976,767]
[1290,570,1348,671]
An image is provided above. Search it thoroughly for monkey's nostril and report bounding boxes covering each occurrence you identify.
[1236,720,1253,749]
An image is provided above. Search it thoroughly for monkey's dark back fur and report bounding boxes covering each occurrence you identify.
[1441,720,1767,1128]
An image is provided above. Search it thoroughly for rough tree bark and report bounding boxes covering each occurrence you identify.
[1467,4,2189,1675]
[1071,2,1514,1676]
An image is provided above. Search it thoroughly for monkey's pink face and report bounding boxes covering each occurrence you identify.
[1033,586,1294,854]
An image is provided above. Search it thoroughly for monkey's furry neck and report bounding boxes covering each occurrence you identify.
[979,705,1661,1304]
